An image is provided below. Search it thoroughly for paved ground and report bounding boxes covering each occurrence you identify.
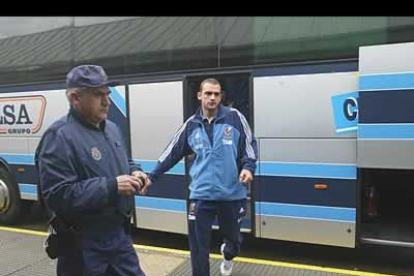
[0,227,406,276]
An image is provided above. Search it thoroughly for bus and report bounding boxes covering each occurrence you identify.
[0,16,414,250]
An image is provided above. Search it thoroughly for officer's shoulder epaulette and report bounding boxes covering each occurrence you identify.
[44,116,68,136]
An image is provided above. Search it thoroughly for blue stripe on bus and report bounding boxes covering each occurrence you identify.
[256,202,356,222]
[133,160,185,175]
[144,174,188,200]
[358,89,414,124]
[1,156,356,179]
[255,176,356,207]
[9,164,38,185]
[107,97,130,153]
[135,196,187,213]
[0,154,34,165]
[358,123,414,139]
[259,162,356,179]
[109,87,126,117]
[18,183,37,194]
[360,73,414,91]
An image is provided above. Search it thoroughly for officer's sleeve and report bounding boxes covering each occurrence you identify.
[129,158,142,174]
[37,130,117,216]
[236,111,258,174]
[149,120,192,182]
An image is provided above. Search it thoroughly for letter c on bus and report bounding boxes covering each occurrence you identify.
[343,97,358,121]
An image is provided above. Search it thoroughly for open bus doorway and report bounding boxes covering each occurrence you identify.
[183,72,254,234]
[184,74,251,123]
[360,169,414,247]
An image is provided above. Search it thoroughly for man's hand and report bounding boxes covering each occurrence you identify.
[116,175,143,196]
[139,178,151,196]
[239,169,253,186]
[132,171,151,195]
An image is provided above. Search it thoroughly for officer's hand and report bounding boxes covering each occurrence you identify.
[116,175,143,196]
[239,169,253,186]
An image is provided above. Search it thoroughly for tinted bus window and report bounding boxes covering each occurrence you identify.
[220,17,414,66]
[1,17,414,86]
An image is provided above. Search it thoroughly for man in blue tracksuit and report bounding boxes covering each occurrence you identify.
[144,78,258,276]
[35,65,147,276]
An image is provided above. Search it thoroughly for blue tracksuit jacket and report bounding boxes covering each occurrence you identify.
[35,108,141,229]
[149,104,258,200]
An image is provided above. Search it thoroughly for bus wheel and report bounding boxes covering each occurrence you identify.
[0,166,23,224]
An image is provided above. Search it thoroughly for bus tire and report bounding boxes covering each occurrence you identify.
[0,166,24,224]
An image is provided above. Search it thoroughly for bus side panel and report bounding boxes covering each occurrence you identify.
[253,72,358,248]
[359,42,414,169]
[128,81,188,234]
[0,90,68,201]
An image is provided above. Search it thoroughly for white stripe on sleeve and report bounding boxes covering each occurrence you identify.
[232,108,256,159]
[158,115,194,163]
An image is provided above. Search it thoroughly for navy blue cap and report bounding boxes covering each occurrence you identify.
[66,65,120,89]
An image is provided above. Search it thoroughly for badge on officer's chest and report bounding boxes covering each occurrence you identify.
[91,147,102,161]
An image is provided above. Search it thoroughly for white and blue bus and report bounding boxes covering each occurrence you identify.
[1,16,414,250]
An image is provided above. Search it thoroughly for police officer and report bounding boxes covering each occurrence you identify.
[142,78,258,276]
[35,65,147,276]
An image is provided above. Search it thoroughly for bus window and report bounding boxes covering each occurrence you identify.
[185,73,251,124]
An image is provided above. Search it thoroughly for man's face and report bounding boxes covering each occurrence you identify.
[76,86,111,125]
[198,82,222,112]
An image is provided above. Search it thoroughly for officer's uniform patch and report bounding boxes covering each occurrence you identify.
[91,147,102,161]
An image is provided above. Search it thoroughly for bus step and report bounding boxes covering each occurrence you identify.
[360,237,414,248]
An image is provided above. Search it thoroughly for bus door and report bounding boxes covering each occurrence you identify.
[128,80,188,234]
[184,73,254,234]
[253,66,359,247]
[358,42,414,246]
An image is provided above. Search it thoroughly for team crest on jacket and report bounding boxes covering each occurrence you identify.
[91,147,102,161]
[224,126,232,135]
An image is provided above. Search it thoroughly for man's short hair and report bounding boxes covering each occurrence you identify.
[199,78,221,91]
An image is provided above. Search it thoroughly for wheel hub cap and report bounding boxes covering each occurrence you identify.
[0,180,10,214]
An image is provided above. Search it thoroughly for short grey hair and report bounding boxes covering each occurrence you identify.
[66,87,88,103]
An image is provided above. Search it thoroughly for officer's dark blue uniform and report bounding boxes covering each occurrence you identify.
[35,65,146,276]
[149,103,258,276]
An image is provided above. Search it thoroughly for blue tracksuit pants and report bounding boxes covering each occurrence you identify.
[57,225,146,276]
[188,199,247,276]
